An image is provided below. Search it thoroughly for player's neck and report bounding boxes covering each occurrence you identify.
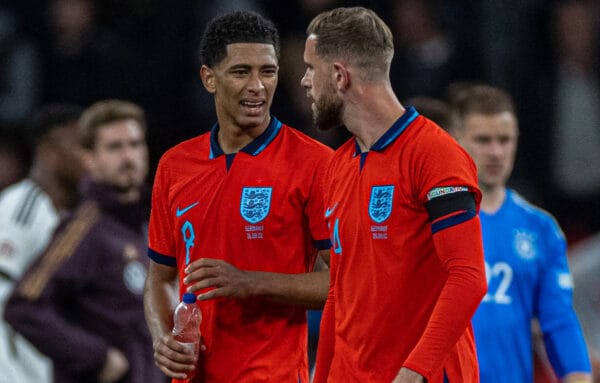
[480,185,506,214]
[30,164,76,212]
[344,82,404,152]
[217,117,270,154]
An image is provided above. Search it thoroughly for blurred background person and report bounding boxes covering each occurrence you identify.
[547,0,600,241]
[570,231,600,382]
[0,1,598,380]
[0,103,82,383]
[39,0,144,107]
[450,84,591,383]
[404,95,452,131]
[0,5,40,125]
[508,0,600,244]
[0,125,31,191]
[4,100,164,383]
[389,0,482,102]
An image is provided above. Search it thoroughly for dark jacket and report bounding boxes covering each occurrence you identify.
[4,179,164,383]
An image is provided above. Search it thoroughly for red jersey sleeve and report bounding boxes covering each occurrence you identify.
[147,154,176,265]
[313,239,336,383]
[403,125,487,378]
[404,216,486,378]
[305,147,334,250]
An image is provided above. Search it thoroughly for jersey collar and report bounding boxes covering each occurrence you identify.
[209,116,283,159]
[354,106,419,155]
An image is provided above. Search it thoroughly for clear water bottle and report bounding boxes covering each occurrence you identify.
[172,292,202,359]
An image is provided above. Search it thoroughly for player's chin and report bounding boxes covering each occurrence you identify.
[114,177,144,192]
[238,114,270,129]
[481,176,506,189]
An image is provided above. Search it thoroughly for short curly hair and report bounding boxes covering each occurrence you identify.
[200,10,280,68]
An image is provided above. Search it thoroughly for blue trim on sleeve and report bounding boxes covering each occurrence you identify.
[148,248,177,267]
[545,322,592,377]
[314,239,332,250]
[431,210,476,234]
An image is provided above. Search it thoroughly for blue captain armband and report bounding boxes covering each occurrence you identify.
[148,248,177,267]
[314,239,332,250]
[425,189,476,234]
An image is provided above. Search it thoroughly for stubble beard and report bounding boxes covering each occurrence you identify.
[314,91,344,131]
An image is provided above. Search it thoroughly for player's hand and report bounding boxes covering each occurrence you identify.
[152,333,199,379]
[184,258,254,300]
[391,367,425,383]
[98,347,129,383]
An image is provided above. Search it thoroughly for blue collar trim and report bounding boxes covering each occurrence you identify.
[209,116,282,158]
[354,106,419,155]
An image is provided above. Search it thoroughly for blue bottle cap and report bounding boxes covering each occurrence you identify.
[182,293,197,304]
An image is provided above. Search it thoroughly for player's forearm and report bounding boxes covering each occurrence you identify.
[404,264,486,378]
[406,217,487,377]
[543,320,592,379]
[313,292,335,383]
[392,367,425,383]
[144,267,178,343]
[250,269,329,308]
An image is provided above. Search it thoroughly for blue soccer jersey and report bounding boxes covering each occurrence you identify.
[472,189,591,382]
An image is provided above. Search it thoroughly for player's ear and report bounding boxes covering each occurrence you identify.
[200,65,216,94]
[332,62,350,92]
[79,148,96,175]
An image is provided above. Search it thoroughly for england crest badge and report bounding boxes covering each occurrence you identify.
[369,185,394,223]
[240,187,272,224]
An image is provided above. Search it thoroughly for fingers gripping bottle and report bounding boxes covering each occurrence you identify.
[172,292,202,382]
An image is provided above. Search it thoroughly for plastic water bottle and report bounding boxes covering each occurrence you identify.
[172,292,202,359]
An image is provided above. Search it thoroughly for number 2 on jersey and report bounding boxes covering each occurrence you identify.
[483,261,513,304]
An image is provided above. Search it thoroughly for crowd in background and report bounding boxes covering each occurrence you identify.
[1,0,600,244]
[0,1,600,382]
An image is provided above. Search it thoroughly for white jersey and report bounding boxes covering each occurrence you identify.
[0,179,55,382]
[570,232,600,354]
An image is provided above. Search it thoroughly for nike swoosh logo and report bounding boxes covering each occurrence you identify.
[176,202,199,217]
[325,203,338,218]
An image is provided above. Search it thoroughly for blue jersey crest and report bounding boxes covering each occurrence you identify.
[369,185,394,223]
[240,187,272,224]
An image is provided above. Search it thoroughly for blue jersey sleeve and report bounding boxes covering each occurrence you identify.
[535,216,591,377]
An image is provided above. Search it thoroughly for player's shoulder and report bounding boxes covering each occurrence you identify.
[508,189,551,218]
[279,123,334,155]
[327,136,355,164]
[409,115,463,150]
[0,178,35,200]
[401,115,476,174]
[507,189,563,232]
[159,133,209,165]
[67,201,105,239]
[0,179,54,226]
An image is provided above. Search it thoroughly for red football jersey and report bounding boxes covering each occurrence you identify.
[320,107,484,382]
[148,117,333,382]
